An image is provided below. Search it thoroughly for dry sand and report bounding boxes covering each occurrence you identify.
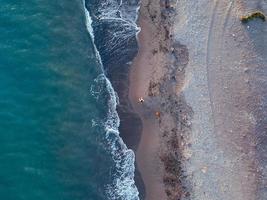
[129,0,267,199]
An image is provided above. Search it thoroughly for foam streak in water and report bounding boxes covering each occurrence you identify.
[83,3,103,67]
[85,0,140,65]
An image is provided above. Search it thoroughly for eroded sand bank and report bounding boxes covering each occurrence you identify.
[129,0,267,199]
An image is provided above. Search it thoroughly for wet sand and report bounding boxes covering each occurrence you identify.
[129,0,267,199]
[129,15,167,200]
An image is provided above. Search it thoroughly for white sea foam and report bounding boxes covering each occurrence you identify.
[104,76,139,200]
[83,2,103,68]
[82,1,140,199]
[92,0,140,55]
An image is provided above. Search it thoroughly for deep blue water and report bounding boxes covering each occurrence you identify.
[0,0,139,199]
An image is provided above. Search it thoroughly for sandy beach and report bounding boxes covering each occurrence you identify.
[129,0,267,199]
[130,0,191,199]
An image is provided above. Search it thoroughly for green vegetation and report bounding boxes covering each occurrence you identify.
[241,11,266,23]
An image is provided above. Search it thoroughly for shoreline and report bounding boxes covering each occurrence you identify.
[84,1,146,198]
[115,66,146,200]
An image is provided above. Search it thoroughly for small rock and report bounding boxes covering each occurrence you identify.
[201,166,208,173]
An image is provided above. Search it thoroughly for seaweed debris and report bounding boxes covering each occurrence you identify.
[241,11,266,23]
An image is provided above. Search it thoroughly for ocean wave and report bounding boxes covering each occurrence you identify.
[89,0,140,29]
[84,0,140,75]
[82,1,140,200]
[104,75,139,200]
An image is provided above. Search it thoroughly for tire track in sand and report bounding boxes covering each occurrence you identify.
[206,0,234,131]
[205,0,219,132]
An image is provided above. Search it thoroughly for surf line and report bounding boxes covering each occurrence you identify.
[82,1,140,200]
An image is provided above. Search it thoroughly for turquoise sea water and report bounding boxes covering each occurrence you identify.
[0,1,127,199]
